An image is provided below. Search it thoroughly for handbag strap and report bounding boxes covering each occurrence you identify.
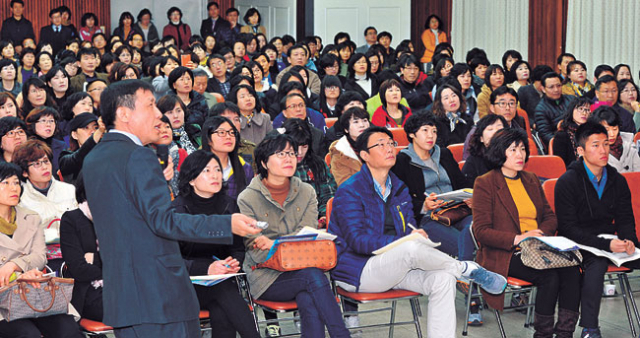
[17,278,57,313]
[47,218,61,229]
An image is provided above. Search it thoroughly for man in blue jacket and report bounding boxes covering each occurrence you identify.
[83,80,261,338]
[329,126,507,338]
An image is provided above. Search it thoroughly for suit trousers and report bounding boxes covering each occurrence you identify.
[114,319,200,338]
[338,240,461,338]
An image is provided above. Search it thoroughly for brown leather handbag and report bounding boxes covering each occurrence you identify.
[252,240,337,272]
[430,201,472,227]
[0,277,74,322]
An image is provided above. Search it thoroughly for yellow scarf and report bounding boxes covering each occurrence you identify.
[0,208,17,236]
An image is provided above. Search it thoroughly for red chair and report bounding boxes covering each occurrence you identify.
[81,311,214,336]
[622,172,640,240]
[325,118,338,129]
[326,199,424,337]
[447,143,464,163]
[547,138,554,155]
[523,156,565,180]
[390,128,409,146]
[325,153,331,167]
[634,132,640,144]
[517,108,533,140]
[528,138,539,155]
[458,161,465,171]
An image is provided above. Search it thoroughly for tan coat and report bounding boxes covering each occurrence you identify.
[329,136,362,186]
[240,25,266,36]
[477,84,492,119]
[275,65,322,95]
[472,169,557,311]
[238,176,319,299]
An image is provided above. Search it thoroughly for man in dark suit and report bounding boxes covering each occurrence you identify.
[200,1,232,45]
[83,80,261,338]
[0,0,35,54]
[39,7,74,56]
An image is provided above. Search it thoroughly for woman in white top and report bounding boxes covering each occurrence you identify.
[343,53,378,99]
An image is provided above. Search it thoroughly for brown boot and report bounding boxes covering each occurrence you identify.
[554,308,580,338]
[533,312,555,338]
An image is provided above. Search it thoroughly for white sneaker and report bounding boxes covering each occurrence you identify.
[345,315,363,337]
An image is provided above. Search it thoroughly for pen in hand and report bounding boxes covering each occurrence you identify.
[407,223,417,231]
[212,255,231,268]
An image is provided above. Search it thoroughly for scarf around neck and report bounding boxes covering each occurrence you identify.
[0,207,17,236]
[610,134,623,160]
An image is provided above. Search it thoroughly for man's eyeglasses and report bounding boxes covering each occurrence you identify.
[4,129,25,138]
[286,103,305,110]
[495,101,517,108]
[367,141,398,150]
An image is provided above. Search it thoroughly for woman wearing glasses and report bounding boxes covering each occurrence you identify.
[343,53,378,100]
[13,140,77,230]
[24,107,66,175]
[238,133,350,338]
[0,117,27,163]
[202,116,253,200]
[552,97,592,168]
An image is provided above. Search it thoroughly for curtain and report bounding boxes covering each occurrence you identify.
[451,0,529,68]
[566,0,640,81]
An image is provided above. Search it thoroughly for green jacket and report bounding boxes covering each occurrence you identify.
[365,94,410,118]
[238,176,318,298]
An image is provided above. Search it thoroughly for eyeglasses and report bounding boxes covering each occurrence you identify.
[28,158,50,169]
[286,103,305,110]
[621,88,637,95]
[599,90,618,95]
[326,86,340,91]
[274,151,297,159]
[211,129,236,137]
[4,129,25,138]
[575,107,591,115]
[495,101,517,108]
[0,180,20,190]
[36,119,56,125]
[367,140,398,150]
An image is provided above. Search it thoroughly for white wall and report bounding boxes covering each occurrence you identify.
[451,0,529,67]
[314,0,411,47]
[110,0,207,37]
[235,0,297,39]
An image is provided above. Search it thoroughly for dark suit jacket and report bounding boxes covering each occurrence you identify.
[59,208,102,317]
[200,17,231,44]
[83,132,233,327]
[39,25,74,56]
[472,169,557,310]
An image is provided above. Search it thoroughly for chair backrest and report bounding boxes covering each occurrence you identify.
[548,137,554,155]
[325,118,338,129]
[523,155,566,180]
[634,132,640,143]
[212,92,225,103]
[458,160,465,171]
[325,153,331,167]
[394,146,406,154]
[528,138,539,155]
[390,128,409,146]
[621,172,640,241]
[517,108,533,139]
[447,143,464,163]
[542,179,558,213]
[326,197,334,228]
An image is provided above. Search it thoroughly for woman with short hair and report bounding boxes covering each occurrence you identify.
[24,107,66,174]
[462,114,507,184]
[561,61,593,98]
[328,107,370,186]
[162,7,192,51]
[507,60,532,94]
[168,66,208,126]
[477,65,505,119]
[589,106,640,173]
[157,94,201,154]
[227,84,272,145]
[240,8,266,36]
[553,97,592,168]
[371,79,412,127]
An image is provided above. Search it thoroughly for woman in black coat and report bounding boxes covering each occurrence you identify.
[342,53,379,100]
[552,97,592,168]
[59,175,103,321]
[171,150,260,338]
[462,114,507,184]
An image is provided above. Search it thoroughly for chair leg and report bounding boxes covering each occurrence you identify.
[388,300,398,338]
[622,273,640,332]
[462,281,474,336]
[414,298,422,317]
[494,310,507,338]
[525,287,536,328]
[410,298,423,338]
[618,273,637,336]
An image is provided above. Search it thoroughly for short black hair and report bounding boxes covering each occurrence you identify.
[469,114,508,157]
[378,79,402,108]
[566,60,587,77]
[556,53,575,65]
[209,101,240,119]
[61,92,93,121]
[254,133,298,179]
[335,91,366,116]
[157,94,189,121]
[466,48,487,64]
[531,65,554,83]
[541,72,562,87]
[333,32,351,45]
[227,84,261,112]
[137,8,152,22]
[178,150,224,197]
[595,75,616,91]
[484,64,504,87]
[226,7,239,15]
[485,128,530,170]
[561,96,592,130]
[403,112,438,144]
[166,7,182,20]
[81,13,98,28]
[0,162,21,184]
[469,57,490,73]
[424,14,444,30]
[347,53,370,80]
[594,64,614,79]
[490,86,519,104]
[10,0,24,7]
[377,31,392,42]
[77,47,97,60]
[397,54,420,69]
[0,58,18,74]
[288,43,308,57]
[501,50,522,70]
[167,66,193,92]
[575,120,608,149]
[354,126,393,162]
[363,26,377,37]
[588,106,620,127]
[100,80,154,130]
[0,116,26,140]
[338,107,369,135]
[49,7,62,17]
[243,8,261,25]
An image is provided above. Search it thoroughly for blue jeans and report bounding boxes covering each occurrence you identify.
[260,268,350,338]
[420,215,475,261]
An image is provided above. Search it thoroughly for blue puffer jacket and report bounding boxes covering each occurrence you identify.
[328,164,414,290]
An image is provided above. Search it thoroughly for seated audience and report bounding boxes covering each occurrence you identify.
[227,84,272,145]
[562,60,593,97]
[0,162,84,338]
[473,128,581,338]
[432,84,473,147]
[556,121,639,338]
[0,93,20,118]
[343,53,378,100]
[371,79,412,128]
[0,117,27,163]
[330,126,507,338]
[553,97,592,168]
[239,133,350,337]
[329,107,370,186]
[593,75,636,133]
[24,106,66,174]
[172,150,260,338]
[535,72,576,147]
[157,94,201,154]
[209,102,257,167]
[462,114,507,183]
[477,65,505,119]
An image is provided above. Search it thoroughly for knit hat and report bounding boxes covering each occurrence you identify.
[69,113,98,132]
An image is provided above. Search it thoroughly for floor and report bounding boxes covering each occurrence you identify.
[102,272,640,338]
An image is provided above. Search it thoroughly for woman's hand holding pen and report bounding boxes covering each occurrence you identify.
[208,256,240,275]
